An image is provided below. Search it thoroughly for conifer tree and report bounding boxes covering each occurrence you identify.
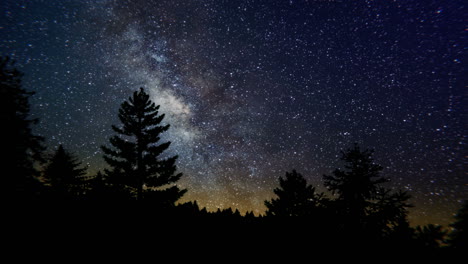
[43,145,86,198]
[1,56,45,199]
[245,211,255,219]
[102,87,186,202]
[414,224,447,249]
[323,144,387,226]
[448,200,468,249]
[86,171,132,201]
[265,170,324,217]
[324,144,411,235]
[86,171,106,200]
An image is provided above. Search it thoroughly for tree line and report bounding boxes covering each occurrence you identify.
[2,56,466,250]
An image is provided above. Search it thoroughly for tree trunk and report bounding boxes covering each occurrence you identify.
[136,117,144,201]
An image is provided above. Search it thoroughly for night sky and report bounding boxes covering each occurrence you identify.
[1,0,466,226]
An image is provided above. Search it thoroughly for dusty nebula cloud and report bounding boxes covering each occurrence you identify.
[1,0,466,225]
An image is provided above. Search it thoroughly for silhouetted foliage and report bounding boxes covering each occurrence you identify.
[102,87,186,203]
[85,171,131,201]
[260,144,416,248]
[448,200,468,249]
[414,224,447,249]
[321,144,413,242]
[200,207,208,215]
[2,59,457,252]
[85,171,104,198]
[324,144,388,229]
[245,211,255,219]
[265,170,325,217]
[1,56,45,199]
[385,217,415,249]
[176,201,203,216]
[43,145,87,199]
[367,188,413,237]
[143,185,187,208]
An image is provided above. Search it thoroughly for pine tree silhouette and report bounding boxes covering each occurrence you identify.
[368,188,412,236]
[233,208,241,217]
[102,87,186,203]
[265,170,324,217]
[86,171,106,200]
[448,200,468,249]
[414,224,447,249]
[176,201,201,216]
[245,211,255,219]
[324,144,387,229]
[43,145,87,199]
[323,144,413,243]
[200,207,208,215]
[86,171,132,201]
[1,56,45,200]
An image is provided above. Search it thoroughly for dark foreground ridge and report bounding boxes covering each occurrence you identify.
[9,199,467,255]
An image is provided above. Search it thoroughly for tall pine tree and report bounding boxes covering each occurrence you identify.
[102,87,186,202]
[0,56,45,199]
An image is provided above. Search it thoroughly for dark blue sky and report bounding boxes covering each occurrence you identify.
[1,0,466,225]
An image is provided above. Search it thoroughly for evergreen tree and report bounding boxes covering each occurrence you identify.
[324,144,413,239]
[102,87,186,202]
[176,201,201,216]
[448,200,468,249]
[87,171,105,198]
[245,211,255,219]
[43,145,86,199]
[414,224,447,249]
[368,188,412,236]
[233,208,241,217]
[265,170,324,217]
[244,210,257,224]
[323,144,387,228]
[0,56,45,199]
[86,171,132,201]
[143,185,186,208]
[222,208,234,217]
[200,207,208,215]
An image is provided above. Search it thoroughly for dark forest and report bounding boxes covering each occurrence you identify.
[3,56,466,252]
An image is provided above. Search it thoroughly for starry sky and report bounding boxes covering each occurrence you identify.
[1,0,466,226]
